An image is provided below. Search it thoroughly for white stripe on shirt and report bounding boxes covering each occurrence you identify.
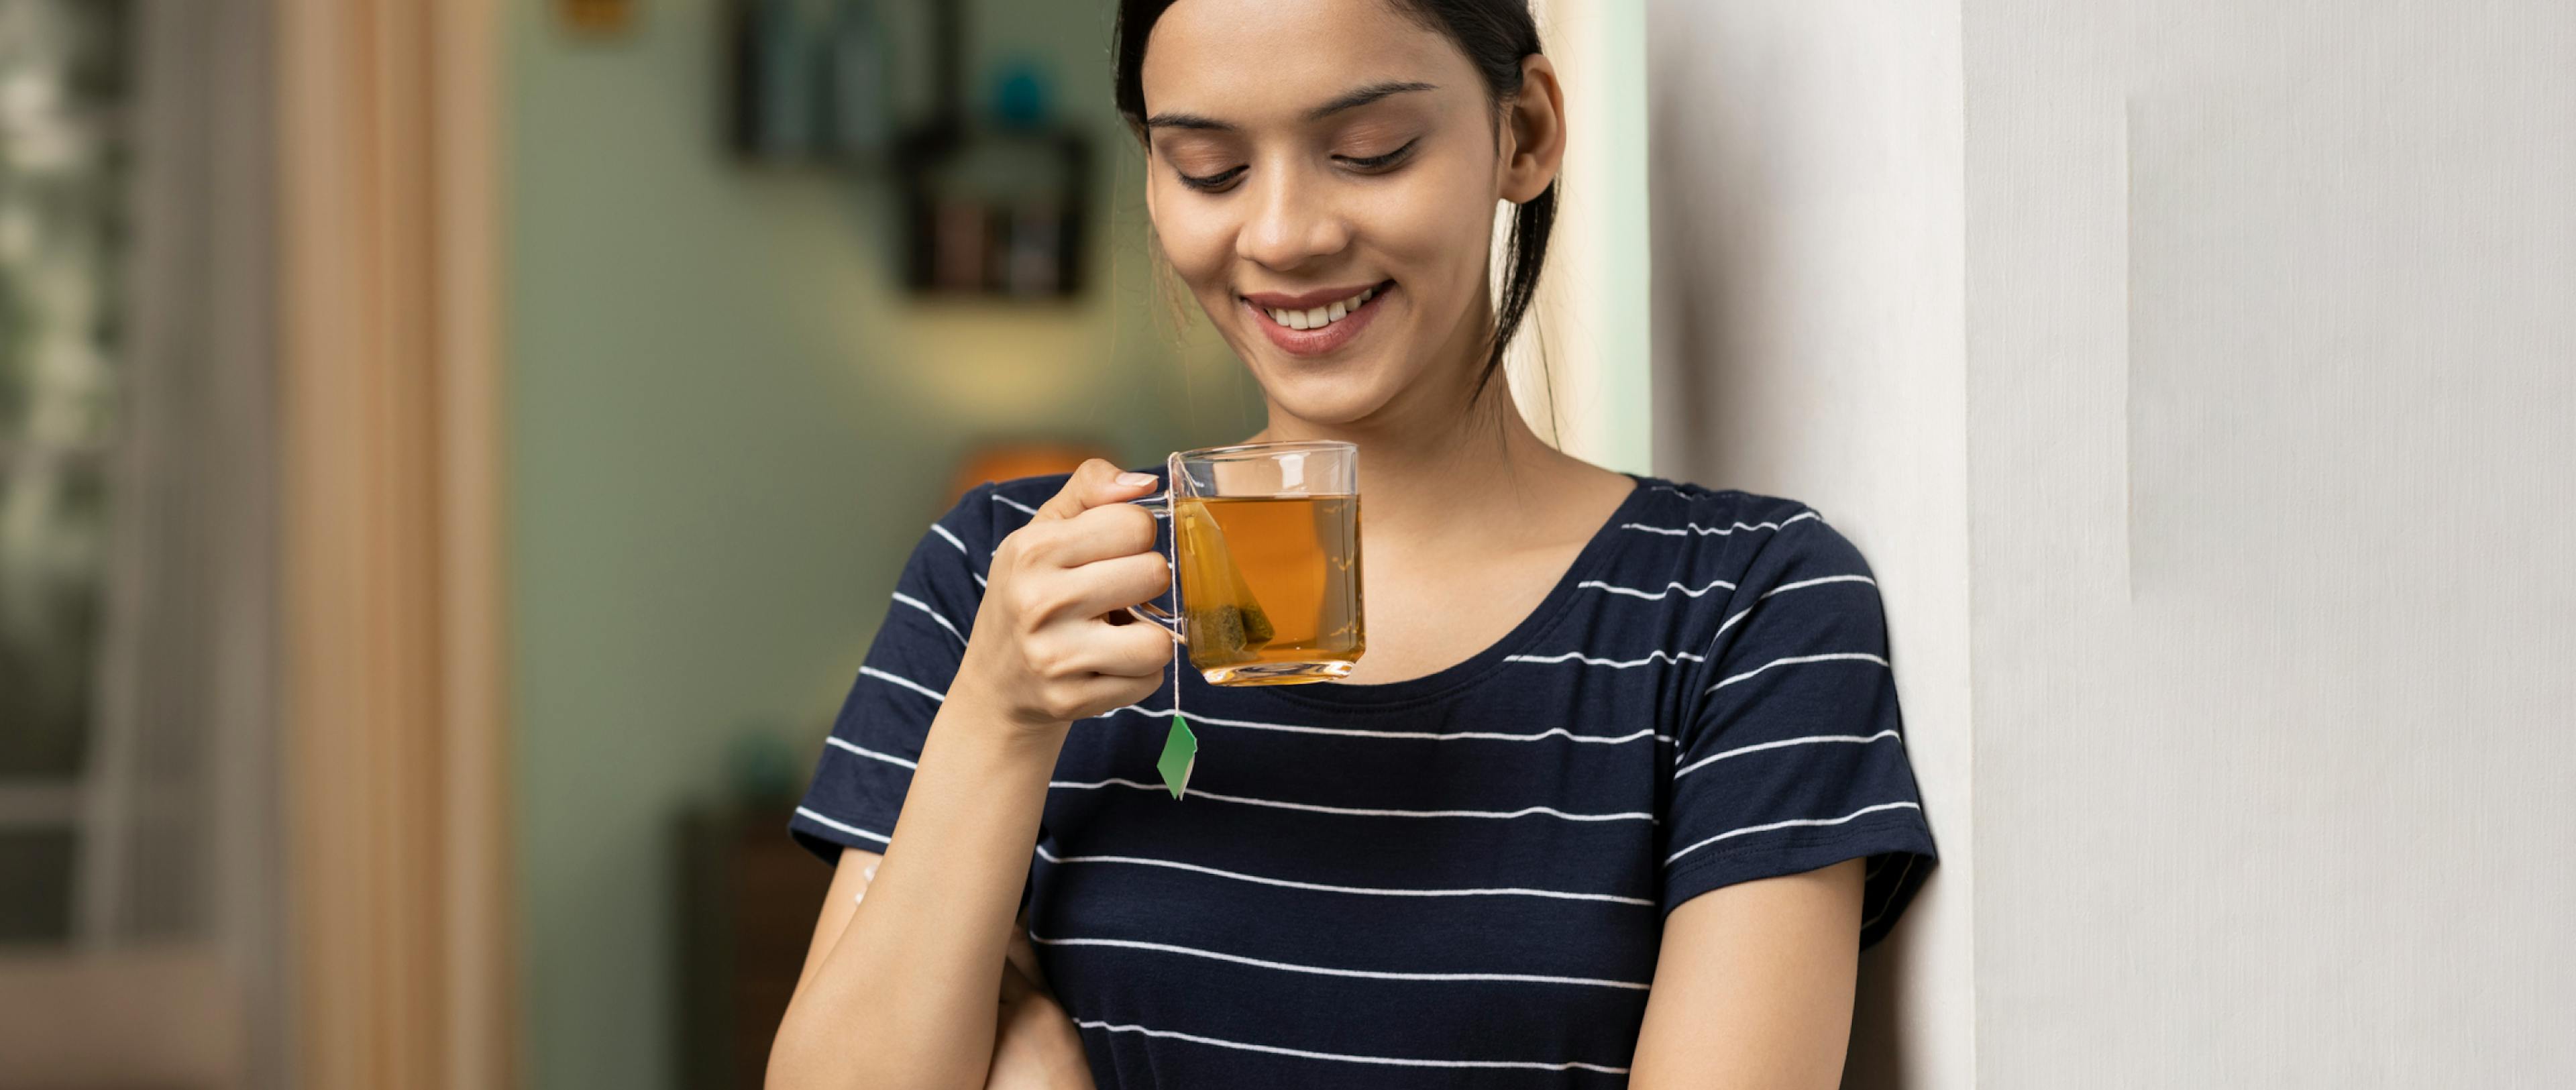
[792,806,890,844]
[991,492,1039,516]
[1664,801,1922,866]
[1045,777,1656,823]
[928,523,968,554]
[1706,652,1889,694]
[1031,934,1651,990]
[860,665,947,703]
[1709,573,1882,645]
[825,736,918,770]
[1573,578,1735,600]
[1071,1020,1631,1075]
[1672,729,1900,779]
[1033,843,1654,906]
[1097,705,1668,746]
[1504,650,1704,670]
[890,591,966,645]
[1764,573,1877,596]
[1619,510,1818,537]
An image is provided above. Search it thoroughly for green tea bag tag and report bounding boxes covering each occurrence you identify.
[1157,716,1198,800]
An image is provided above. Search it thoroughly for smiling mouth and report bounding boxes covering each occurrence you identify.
[1250,281,1390,331]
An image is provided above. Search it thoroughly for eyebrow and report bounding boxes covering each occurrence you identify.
[1143,80,1438,132]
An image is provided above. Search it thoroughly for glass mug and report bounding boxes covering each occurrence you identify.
[1122,441,1366,685]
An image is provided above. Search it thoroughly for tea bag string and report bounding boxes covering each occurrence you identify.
[1150,502,1200,802]
[1167,506,1182,723]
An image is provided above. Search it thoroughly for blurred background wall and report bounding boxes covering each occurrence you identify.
[502,2,1263,1087]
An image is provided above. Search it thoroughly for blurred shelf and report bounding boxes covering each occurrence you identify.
[722,0,1091,301]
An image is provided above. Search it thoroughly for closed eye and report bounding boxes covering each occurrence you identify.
[1336,138,1419,172]
[1177,165,1247,193]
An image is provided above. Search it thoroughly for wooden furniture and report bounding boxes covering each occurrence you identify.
[678,805,837,1090]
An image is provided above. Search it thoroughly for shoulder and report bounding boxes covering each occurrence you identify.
[1621,477,1854,565]
[1631,479,1887,665]
[1619,477,1878,614]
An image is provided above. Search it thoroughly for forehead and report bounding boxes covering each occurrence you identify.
[1140,0,1473,121]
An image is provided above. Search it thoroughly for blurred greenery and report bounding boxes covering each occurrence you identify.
[0,0,131,945]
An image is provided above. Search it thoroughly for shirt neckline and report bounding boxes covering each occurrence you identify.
[1234,470,1659,711]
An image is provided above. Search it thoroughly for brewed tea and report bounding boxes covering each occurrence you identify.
[1174,494,1363,685]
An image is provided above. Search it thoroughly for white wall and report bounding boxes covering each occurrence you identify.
[1645,3,1974,1087]
[1964,1,2576,1085]
[1653,1,2576,1087]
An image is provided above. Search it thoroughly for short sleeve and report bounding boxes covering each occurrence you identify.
[789,483,1000,863]
[1662,514,1939,949]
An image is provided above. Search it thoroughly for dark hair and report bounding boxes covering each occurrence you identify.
[1114,0,1556,405]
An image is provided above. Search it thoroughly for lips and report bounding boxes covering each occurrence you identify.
[1241,280,1393,358]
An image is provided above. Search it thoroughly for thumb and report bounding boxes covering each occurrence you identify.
[1034,458,1159,521]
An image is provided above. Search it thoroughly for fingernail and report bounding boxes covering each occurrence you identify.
[1116,472,1156,488]
[863,863,879,880]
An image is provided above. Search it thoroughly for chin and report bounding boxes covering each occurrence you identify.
[1251,361,1403,426]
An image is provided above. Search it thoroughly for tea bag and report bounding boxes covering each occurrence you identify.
[1173,500,1275,666]
[1157,714,1197,800]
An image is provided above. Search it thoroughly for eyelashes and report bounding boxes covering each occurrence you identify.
[1173,138,1421,194]
[1177,166,1248,193]
[1338,138,1418,171]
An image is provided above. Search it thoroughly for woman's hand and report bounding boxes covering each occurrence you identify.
[988,960,1097,1089]
[957,459,1175,732]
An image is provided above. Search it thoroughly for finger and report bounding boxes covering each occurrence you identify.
[1068,616,1179,679]
[1044,503,1163,570]
[1052,672,1169,727]
[1057,551,1174,620]
[1034,458,1159,521]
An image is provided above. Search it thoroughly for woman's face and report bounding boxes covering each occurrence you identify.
[1138,0,1523,427]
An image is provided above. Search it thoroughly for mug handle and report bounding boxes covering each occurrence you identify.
[1121,491,1187,645]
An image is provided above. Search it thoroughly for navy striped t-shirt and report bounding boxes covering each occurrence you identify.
[792,470,1940,1086]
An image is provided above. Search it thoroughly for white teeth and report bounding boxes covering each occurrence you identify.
[1259,284,1383,331]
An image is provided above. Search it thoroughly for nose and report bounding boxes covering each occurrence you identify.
[1236,166,1350,272]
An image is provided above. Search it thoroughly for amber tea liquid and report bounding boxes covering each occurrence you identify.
[1173,494,1364,685]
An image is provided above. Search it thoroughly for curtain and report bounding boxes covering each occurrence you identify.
[276,0,511,1087]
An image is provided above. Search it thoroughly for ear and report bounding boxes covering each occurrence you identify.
[1498,54,1566,205]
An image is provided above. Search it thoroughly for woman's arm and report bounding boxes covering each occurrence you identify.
[781,848,1094,1090]
[766,461,1169,1090]
[767,704,1072,1089]
[1627,858,1866,1089]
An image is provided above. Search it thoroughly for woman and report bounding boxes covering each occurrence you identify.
[768,1,1938,1086]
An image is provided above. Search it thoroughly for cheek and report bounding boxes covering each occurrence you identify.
[1358,159,1499,295]
[1146,180,1235,293]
